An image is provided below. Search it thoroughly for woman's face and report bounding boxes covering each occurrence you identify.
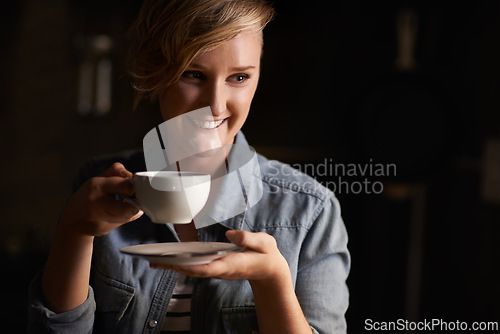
[159,29,262,149]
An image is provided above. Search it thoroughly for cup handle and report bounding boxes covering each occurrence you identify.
[115,194,142,211]
[116,177,141,211]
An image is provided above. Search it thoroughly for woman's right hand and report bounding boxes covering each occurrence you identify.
[59,162,143,238]
[42,162,142,313]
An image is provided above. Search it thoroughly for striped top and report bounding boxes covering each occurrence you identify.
[161,274,193,334]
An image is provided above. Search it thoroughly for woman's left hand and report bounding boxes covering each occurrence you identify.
[154,230,313,334]
[150,230,289,283]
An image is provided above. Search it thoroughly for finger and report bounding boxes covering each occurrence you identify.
[226,230,276,253]
[98,176,135,197]
[156,263,224,279]
[101,195,143,221]
[99,162,133,178]
[85,177,141,222]
[164,249,255,277]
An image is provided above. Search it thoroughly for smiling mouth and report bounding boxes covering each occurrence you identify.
[187,116,225,130]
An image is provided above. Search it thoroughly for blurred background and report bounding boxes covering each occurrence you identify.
[1,0,499,332]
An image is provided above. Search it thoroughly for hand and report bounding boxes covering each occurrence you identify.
[151,230,290,284]
[59,162,143,238]
[153,230,312,334]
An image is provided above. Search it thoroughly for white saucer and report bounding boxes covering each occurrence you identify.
[120,242,243,266]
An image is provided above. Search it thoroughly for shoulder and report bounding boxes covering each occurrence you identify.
[248,153,338,230]
[258,154,331,199]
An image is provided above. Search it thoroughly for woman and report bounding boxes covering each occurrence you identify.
[28,1,350,333]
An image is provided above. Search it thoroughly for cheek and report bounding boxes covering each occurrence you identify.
[161,84,202,120]
[229,84,258,117]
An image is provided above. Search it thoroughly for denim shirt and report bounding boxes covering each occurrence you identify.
[28,132,350,334]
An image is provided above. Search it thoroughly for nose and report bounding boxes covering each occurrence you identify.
[206,81,226,117]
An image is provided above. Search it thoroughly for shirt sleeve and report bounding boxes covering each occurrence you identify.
[26,151,141,333]
[295,193,350,334]
[27,270,96,334]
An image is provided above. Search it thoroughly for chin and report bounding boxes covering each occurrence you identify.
[192,147,222,158]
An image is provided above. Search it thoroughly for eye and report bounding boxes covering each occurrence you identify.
[182,70,206,81]
[228,73,249,84]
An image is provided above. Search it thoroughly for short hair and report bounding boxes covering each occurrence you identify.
[128,0,275,107]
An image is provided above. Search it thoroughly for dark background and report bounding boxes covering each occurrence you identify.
[1,0,499,333]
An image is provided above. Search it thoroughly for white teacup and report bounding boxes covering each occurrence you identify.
[128,171,211,224]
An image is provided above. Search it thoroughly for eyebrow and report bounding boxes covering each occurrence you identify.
[230,65,256,71]
[189,63,256,72]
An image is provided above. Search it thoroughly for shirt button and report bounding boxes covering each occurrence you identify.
[149,320,158,328]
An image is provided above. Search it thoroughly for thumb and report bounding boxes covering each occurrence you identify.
[100,162,133,178]
[226,230,245,246]
[226,230,275,253]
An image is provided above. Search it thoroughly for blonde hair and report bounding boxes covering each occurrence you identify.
[128,0,275,107]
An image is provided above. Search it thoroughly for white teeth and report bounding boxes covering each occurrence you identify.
[189,117,223,129]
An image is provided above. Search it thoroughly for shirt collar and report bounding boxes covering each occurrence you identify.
[193,132,263,230]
